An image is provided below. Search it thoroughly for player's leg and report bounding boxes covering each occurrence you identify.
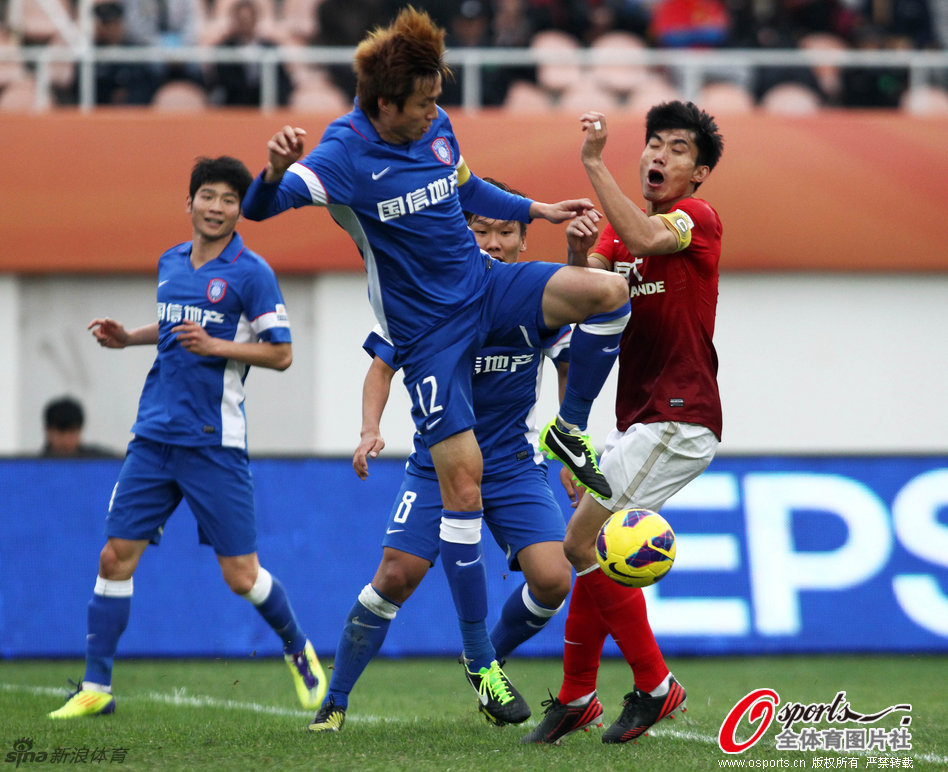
[310,548,430,732]
[180,444,325,710]
[491,542,570,661]
[538,265,630,498]
[312,468,441,731]
[49,438,175,719]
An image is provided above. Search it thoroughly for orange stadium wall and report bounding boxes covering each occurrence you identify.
[1,109,947,274]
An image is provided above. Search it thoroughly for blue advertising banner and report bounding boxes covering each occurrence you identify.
[1,455,945,659]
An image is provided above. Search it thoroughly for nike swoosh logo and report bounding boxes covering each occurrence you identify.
[386,528,404,535]
[477,692,488,705]
[601,345,620,353]
[426,417,443,430]
[158,280,170,287]
[564,639,583,646]
[548,433,587,468]
[371,167,391,180]
[351,617,381,629]
[526,620,547,629]
[455,557,481,567]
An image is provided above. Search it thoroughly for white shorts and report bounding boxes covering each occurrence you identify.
[598,421,719,513]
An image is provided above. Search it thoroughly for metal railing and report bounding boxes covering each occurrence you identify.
[2,41,947,112]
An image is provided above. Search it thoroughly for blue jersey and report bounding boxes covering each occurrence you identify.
[131,232,291,449]
[364,322,571,477]
[242,104,533,347]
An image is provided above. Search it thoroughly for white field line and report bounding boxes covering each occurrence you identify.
[5,682,947,767]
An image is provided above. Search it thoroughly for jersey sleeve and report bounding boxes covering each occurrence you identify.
[242,256,292,344]
[363,325,398,370]
[457,165,534,223]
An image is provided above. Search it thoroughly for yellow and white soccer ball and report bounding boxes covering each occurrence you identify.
[595,508,676,588]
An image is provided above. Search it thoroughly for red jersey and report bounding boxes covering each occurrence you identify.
[593,197,723,439]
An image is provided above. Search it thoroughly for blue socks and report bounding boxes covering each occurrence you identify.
[325,585,399,709]
[84,577,133,688]
[440,510,494,671]
[559,302,630,429]
[243,567,307,655]
[491,582,562,661]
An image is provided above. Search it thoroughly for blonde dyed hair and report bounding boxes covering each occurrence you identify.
[354,5,453,119]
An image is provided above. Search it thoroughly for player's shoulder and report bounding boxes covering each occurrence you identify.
[675,197,721,227]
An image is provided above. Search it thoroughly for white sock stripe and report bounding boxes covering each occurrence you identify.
[93,576,133,598]
[578,311,630,335]
[576,563,600,577]
[439,516,483,544]
[241,566,273,606]
[357,584,399,620]
[521,583,562,618]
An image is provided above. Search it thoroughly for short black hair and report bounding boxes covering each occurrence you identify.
[189,156,254,203]
[464,177,527,237]
[645,101,724,173]
[93,1,123,23]
[44,396,84,430]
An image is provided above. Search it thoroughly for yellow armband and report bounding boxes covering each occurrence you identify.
[655,209,694,251]
[456,157,471,186]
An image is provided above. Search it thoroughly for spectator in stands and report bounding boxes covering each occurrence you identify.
[41,396,118,458]
[91,0,159,105]
[311,0,390,97]
[441,0,511,106]
[122,0,204,88]
[208,0,292,106]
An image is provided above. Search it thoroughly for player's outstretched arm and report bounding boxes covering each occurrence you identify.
[264,125,307,182]
[529,197,596,224]
[353,356,396,480]
[88,319,159,348]
[565,213,609,269]
[171,321,292,370]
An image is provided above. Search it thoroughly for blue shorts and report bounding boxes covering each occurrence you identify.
[105,436,257,557]
[399,259,562,445]
[381,461,566,570]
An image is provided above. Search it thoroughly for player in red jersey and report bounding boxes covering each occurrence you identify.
[523,101,724,745]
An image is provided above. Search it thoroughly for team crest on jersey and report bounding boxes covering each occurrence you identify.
[207,278,228,303]
[430,137,453,166]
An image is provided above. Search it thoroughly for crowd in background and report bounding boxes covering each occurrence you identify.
[1,0,946,109]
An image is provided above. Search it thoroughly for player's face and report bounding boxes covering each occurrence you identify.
[468,216,525,263]
[187,182,241,242]
[376,74,442,145]
[639,129,709,212]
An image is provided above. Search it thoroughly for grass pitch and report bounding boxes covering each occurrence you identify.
[2,655,945,771]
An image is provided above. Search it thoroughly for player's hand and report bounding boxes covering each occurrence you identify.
[172,320,218,357]
[532,198,597,224]
[88,317,129,348]
[560,466,583,508]
[353,431,385,480]
[580,111,608,163]
[566,211,601,256]
[265,125,307,180]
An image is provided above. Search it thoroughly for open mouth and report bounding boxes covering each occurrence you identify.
[647,169,665,185]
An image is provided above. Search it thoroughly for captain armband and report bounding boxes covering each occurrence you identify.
[456,157,471,186]
[655,209,695,251]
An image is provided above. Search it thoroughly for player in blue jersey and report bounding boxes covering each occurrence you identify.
[48,156,327,720]
[307,178,577,731]
[241,6,630,722]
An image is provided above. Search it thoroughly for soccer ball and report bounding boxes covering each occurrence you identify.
[595,508,676,588]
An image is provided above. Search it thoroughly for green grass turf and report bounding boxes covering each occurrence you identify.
[1,655,945,771]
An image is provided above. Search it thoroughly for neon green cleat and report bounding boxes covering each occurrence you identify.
[539,419,612,500]
[285,640,327,710]
[307,697,346,733]
[48,684,115,719]
[461,658,531,726]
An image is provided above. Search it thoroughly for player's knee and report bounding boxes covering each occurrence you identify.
[562,530,595,571]
[601,272,630,310]
[233,565,269,598]
[97,542,135,580]
[528,570,571,607]
[373,559,423,603]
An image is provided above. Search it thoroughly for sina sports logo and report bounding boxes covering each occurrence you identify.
[207,278,228,303]
[430,137,453,166]
[6,737,45,767]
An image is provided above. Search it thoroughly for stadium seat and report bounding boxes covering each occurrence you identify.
[697,80,755,114]
[554,76,621,113]
[900,84,948,114]
[502,79,552,113]
[289,76,350,113]
[0,75,39,111]
[623,73,682,115]
[760,82,822,115]
[151,80,209,111]
[589,31,649,98]
[530,29,584,95]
